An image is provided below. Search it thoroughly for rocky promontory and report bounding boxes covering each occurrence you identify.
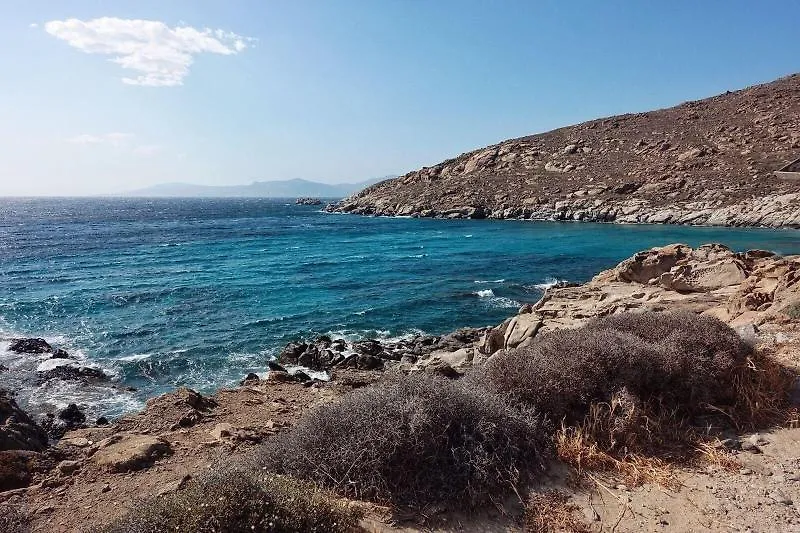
[328,73,800,228]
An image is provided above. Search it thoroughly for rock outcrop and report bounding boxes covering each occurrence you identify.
[475,244,800,357]
[328,73,800,228]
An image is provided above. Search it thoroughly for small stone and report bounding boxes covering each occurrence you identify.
[57,460,81,475]
[96,416,109,426]
[769,489,793,505]
[100,483,111,493]
[740,468,754,475]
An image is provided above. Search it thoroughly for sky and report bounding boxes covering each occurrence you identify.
[0,1,798,196]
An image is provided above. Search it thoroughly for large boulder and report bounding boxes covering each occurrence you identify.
[0,450,41,491]
[0,391,48,452]
[91,434,172,472]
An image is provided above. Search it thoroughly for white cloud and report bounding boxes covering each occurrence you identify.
[44,17,253,87]
[133,144,161,156]
[67,132,134,146]
[29,23,39,29]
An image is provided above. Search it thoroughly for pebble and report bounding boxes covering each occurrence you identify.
[740,468,754,475]
[769,489,793,505]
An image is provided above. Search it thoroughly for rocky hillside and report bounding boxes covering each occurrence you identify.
[328,73,800,227]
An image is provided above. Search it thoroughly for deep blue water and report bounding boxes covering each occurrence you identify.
[1,197,798,418]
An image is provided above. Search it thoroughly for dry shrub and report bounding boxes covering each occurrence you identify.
[524,490,591,533]
[258,373,549,507]
[482,311,751,422]
[101,465,361,533]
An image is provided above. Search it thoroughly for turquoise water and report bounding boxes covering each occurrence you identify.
[1,197,798,418]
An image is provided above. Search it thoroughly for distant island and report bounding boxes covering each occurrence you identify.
[122,177,395,199]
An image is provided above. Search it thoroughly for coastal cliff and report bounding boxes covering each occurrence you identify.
[328,73,800,228]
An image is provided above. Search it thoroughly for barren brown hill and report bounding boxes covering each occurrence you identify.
[329,73,800,227]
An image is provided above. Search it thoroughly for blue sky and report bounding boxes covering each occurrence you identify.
[1,1,798,195]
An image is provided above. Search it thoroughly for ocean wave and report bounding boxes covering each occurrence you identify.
[474,289,495,298]
[474,279,505,284]
[529,277,569,290]
[118,352,154,362]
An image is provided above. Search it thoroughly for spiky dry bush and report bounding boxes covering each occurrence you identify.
[101,464,362,533]
[482,311,751,422]
[258,373,549,507]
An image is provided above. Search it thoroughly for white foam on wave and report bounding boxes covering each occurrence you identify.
[474,289,495,298]
[474,279,505,284]
[118,352,153,362]
[530,277,569,290]
[35,358,75,372]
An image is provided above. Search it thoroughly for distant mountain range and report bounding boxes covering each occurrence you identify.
[123,177,394,198]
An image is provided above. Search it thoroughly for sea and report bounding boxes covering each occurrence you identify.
[1,197,799,420]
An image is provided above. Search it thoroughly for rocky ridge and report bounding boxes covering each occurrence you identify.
[328,73,800,228]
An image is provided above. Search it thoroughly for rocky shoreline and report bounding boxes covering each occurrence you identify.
[2,243,800,531]
[327,191,800,228]
[326,73,800,229]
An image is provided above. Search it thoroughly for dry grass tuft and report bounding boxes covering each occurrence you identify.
[524,490,591,533]
[726,350,796,429]
[693,440,740,471]
[555,422,681,490]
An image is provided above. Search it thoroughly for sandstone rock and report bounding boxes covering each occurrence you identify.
[92,434,172,472]
[503,313,543,350]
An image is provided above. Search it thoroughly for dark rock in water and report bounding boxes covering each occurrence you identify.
[316,335,332,346]
[292,370,312,383]
[296,197,322,205]
[353,339,382,357]
[267,361,287,373]
[0,450,40,491]
[58,404,86,426]
[357,354,383,371]
[37,365,109,383]
[278,342,308,364]
[240,372,261,386]
[9,338,52,354]
[0,364,7,373]
[331,339,347,352]
[0,390,49,451]
[50,349,71,359]
[96,416,110,426]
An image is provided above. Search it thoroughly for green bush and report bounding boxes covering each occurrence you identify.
[481,311,750,421]
[101,466,361,533]
[258,373,548,507]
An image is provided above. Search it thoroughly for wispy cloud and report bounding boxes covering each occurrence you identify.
[67,132,134,145]
[44,17,254,87]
